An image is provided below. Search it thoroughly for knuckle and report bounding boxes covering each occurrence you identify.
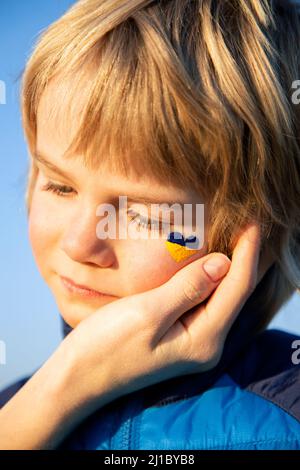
[182,279,206,304]
[188,339,224,370]
[202,345,223,370]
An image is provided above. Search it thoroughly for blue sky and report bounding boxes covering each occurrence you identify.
[0,0,299,390]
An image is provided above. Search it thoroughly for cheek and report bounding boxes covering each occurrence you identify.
[28,187,59,275]
[119,237,206,294]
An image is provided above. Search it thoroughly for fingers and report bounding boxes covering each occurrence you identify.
[139,251,231,339]
[200,221,262,337]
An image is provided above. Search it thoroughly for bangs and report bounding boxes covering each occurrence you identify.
[21,0,300,327]
[23,5,214,198]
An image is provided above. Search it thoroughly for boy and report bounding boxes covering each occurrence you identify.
[1,0,300,449]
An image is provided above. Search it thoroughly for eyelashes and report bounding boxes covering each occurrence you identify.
[41,181,75,196]
[127,208,169,232]
[41,181,170,232]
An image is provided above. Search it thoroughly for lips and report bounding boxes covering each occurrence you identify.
[60,275,111,297]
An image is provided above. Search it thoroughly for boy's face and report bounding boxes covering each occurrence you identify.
[28,83,209,328]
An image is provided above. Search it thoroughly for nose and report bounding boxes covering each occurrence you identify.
[60,203,115,267]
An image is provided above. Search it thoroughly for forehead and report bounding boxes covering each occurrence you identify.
[36,74,93,158]
[36,77,203,203]
[36,74,150,181]
[36,74,132,183]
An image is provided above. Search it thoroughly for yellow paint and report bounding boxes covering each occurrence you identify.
[165,240,199,262]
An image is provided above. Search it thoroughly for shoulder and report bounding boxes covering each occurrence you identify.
[229,328,300,421]
[0,376,31,408]
[133,372,300,450]
[136,329,300,450]
[135,330,300,450]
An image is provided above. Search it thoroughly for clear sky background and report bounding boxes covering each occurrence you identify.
[0,0,299,390]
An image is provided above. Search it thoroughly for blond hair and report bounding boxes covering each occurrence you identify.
[21,0,300,331]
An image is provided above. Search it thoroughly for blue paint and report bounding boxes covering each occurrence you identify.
[167,232,199,248]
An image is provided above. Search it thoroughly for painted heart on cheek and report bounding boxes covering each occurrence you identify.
[165,231,200,262]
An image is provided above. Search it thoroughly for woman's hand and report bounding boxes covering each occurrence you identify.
[0,222,271,449]
[58,222,268,417]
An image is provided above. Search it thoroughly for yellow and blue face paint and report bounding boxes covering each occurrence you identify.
[165,231,200,262]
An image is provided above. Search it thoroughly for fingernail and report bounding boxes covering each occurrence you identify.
[203,256,229,282]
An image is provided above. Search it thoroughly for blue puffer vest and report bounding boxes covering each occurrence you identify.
[1,278,300,449]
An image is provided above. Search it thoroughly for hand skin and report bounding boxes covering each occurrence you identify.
[0,222,272,449]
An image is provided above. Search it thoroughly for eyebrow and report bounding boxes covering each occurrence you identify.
[33,151,186,207]
[33,151,74,181]
[126,196,185,207]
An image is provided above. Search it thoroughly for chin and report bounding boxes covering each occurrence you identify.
[58,305,90,329]
[56,297,118,329]
[60,309,87,329]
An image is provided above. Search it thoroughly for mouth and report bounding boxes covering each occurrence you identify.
[60,275,113,298]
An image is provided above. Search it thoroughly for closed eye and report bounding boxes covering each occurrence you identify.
[127,209,173,232]
[42,181,76,197]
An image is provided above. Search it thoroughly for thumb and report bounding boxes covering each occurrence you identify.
[140,253,231,338]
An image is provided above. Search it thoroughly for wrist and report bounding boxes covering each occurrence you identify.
[46,333,117,422]
[0,344,89,450]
